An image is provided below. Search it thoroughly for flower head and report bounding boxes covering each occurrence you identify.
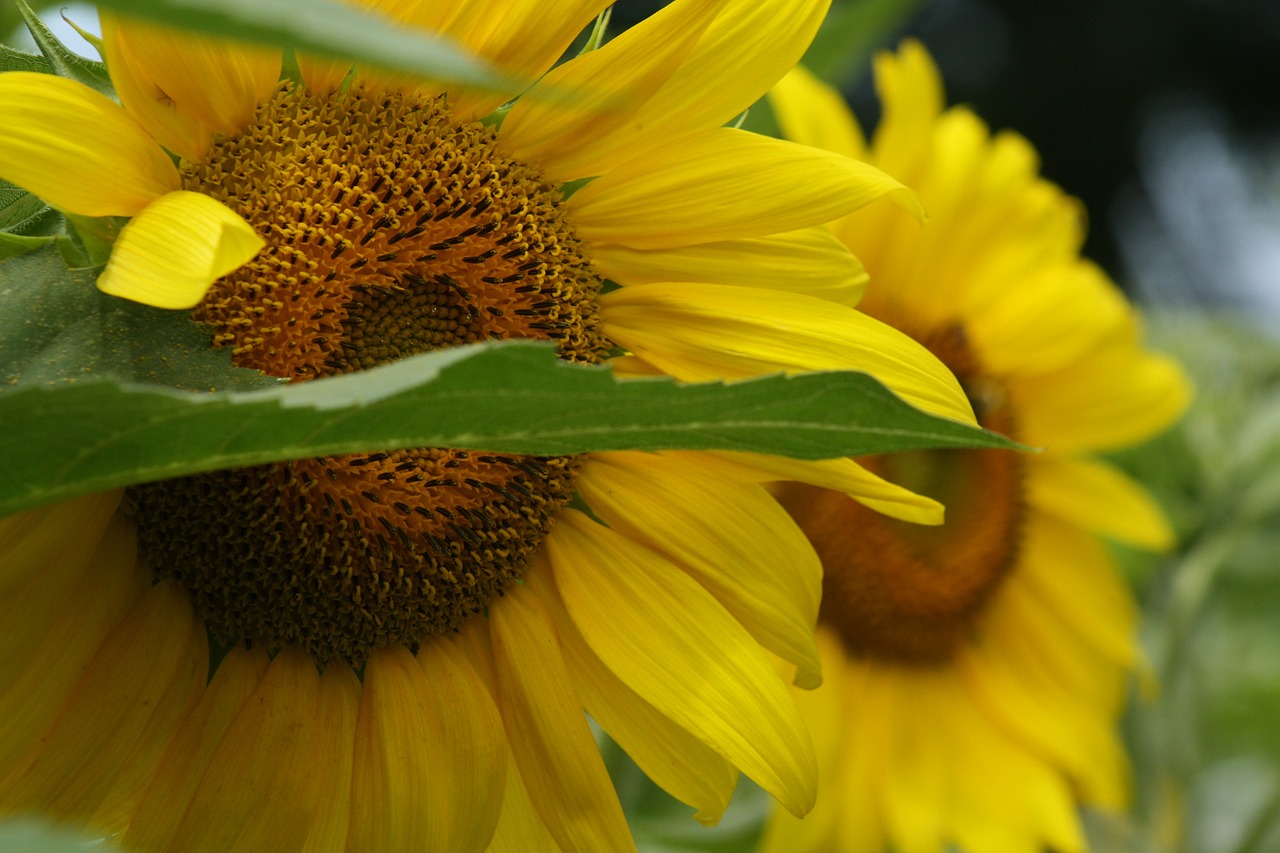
[762,40,1191,853]
[0,5,975,851]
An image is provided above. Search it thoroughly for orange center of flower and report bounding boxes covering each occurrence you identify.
[125,83,607,666]
[776,326,1025,665]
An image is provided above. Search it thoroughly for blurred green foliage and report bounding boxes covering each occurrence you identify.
[1100,313,1280,853]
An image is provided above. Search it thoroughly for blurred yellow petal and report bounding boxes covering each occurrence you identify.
[349,643,505,853]
[296,53,353,96]
[101,13,279,141]
[164,647,347,852]
[0,581,205,825]
[570,127,921,250]
[967,261,1131,377]
[959,569,1131,811]
[96,190,264,309]
[547,510,817,817]
[769,63,866,159]
[590,227,866,304]
[488,587,634,853]
[501,0,723,181]
[1008,340,1191,453]
[1027,456,1175,550]
[120,645,270,853]
[1014,512,1140,677]
[600,283,973,423]
[577,452,824,688]
[0,506,144,779]
[757,631,847,853]
[0,72,178,216]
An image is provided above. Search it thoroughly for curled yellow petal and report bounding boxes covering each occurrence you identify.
[601,283,974,424]
[96,191,264,309]
[0,72,178,217]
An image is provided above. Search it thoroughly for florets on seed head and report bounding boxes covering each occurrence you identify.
[126,82,612,667]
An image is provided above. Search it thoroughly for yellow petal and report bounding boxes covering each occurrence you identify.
[938,674,1088,853]
[1027,455,1175,550]
[96,190,264,309]
[957,583,1131,813]
[1007,339,1191,453]
[589,227,867,305]
[484,750,562,853]
[570,127,921,250]
[967,260,1131,377]
[865,670,949,853]
[757,631,848,853]
[296,53,353,96]
[547,510,817,817]
[1015,511,1140,678]
[120,645,270,853]
[442,0,614,119]
[0,72,178,216]
[564,0,831,170]
[101,13,279,141]
[500,0,723,182]
[165,647,344,853]
[868,39,946,184]
[600,282,974,423]
[0,508,145,778]
[302,664,361,853]
[768,63,866,159]
[577,452,823,688]
[0,580,205,825]
[0,490,120,593]
[662,450,944,525]
[348,643,506,853]
[525,561,739,825]
[487,585,635,853]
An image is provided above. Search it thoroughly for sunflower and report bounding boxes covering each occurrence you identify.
[0,4,979,852]
[760,41,1192,853]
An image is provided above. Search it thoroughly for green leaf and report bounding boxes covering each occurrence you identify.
[0,818,124,852]
[92,0,516,94]
[803,0,924,88]
[0,178,59,234]
[0,232,54,260]
[0,43,53,74]
[0,247,1015,517]
[14,0,114,95]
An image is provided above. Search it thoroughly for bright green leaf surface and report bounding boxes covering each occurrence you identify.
[0,247,1014,516]
[92,0,514,93]
[0,818,123,852]
[0,43,52,74]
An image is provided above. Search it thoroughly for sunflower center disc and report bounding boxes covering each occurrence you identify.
[777,326,1025,665]
[126,83,608,666]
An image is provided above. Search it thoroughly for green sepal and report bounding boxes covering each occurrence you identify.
[14,0,114,96]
